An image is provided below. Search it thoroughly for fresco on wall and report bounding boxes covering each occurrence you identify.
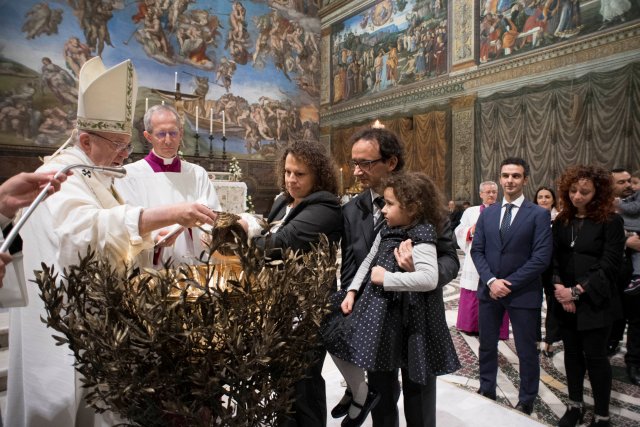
[330,0,449,105]
[479,0,640,64]
[0,0,321,160]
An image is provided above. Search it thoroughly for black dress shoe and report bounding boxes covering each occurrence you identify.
[558,405,584,427]
[476,388,496,401]
[331,389,353,419]
[627,365,640,386]
[341,389,381,427]
[515,400,534,415]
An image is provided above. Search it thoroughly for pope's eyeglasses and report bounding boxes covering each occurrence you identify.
[87,132,133,155]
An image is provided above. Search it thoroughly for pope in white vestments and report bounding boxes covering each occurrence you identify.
[115,104,221,268]
[5,58,218,427]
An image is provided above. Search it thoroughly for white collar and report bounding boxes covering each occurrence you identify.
[501,194,525,208]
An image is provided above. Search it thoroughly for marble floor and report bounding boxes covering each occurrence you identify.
[324,252,640,427]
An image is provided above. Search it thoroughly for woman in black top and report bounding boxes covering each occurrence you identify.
[239,139,341,427]
[552,165,625,427]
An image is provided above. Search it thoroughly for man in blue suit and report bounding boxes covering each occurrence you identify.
[470,157,552,415]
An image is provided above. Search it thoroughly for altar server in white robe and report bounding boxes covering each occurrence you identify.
[454,180,510,339]
[6,57,218,427]
[115,104,221,268]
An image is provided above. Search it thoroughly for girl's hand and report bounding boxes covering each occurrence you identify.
[341,290,357,314]
[371,266,386,285]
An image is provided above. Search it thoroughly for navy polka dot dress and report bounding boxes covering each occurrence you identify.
[324,223,460,384]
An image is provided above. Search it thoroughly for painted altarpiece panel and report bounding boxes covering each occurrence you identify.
[330,0,450,105]
[478,0,640,65]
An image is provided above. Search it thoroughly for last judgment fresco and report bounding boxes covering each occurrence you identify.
[0,0,321,160]
[330,0,449,105]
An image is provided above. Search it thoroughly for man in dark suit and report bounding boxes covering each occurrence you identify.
[340,127,460,427]
[470,157,552,415]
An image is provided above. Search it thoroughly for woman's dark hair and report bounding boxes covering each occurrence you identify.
[348,127,405,171]
[382,172,446,232]
[533,186,556,208]
[555,165,614,225]
[275,140,339,198]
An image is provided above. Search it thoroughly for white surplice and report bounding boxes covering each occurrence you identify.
[115,157,221,268]
[6,145,154,427]
[454,205,483,291]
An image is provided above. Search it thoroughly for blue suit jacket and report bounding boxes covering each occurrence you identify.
[470,199,552,309]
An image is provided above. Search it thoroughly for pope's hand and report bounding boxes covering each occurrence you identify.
[172,202,218,228]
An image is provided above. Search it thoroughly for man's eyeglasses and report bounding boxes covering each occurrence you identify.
[151,130,180,140]
[349,158,383,171]
[87,132,133,155]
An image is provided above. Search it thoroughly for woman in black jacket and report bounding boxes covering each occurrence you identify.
[552,165,625,427]
[239,139,342,427]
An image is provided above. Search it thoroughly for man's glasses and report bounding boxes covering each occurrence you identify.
[151,130,180,140]
[87,132,133,155]
[349,158,383,171]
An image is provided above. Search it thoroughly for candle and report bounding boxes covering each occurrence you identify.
[195,106,199,132]
[222,111,225,136]
[145,97,148,111]
[161,100,165,105]
[209,108,213,134]
[339,168,344,193]
[174,72,178,91]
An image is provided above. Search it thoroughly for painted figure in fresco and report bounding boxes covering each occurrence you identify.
[227,1,251,65]
[167,0,194,32]
[143,5,172,57]
[193,75,209,111]
[216,57,236,93]
[63,36,93,77]
[22,2,63,40]
[600,0,631,29]
[40,57,78,105]
[77,0,115,55]
[554,0,582,38]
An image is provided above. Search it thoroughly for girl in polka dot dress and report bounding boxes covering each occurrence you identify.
[323,172,460,427]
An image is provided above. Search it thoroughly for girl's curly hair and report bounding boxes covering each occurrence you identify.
[382,172,446,232]
[555,164,614,225]
[275,140,339,198]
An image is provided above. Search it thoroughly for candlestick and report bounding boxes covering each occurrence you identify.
[195,106,199,132]
[221,135,227,160]
[174,72,178,91]
[145,97,148,111]
[339,168,344,194]
[208,134,214,158]
[194,132,200,157]
[222,111,225,136]
[209,108,213,134]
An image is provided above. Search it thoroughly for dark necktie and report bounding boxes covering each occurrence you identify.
[373,196,385,234]
[500,203,514,239]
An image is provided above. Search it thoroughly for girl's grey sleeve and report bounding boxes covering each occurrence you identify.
[383,243,438,292]
[347,232,381,292]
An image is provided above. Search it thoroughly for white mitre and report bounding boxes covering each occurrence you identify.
[76,56,138,135]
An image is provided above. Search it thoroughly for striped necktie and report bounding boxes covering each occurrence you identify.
[500,203,514,240]
[373,196,385,234]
